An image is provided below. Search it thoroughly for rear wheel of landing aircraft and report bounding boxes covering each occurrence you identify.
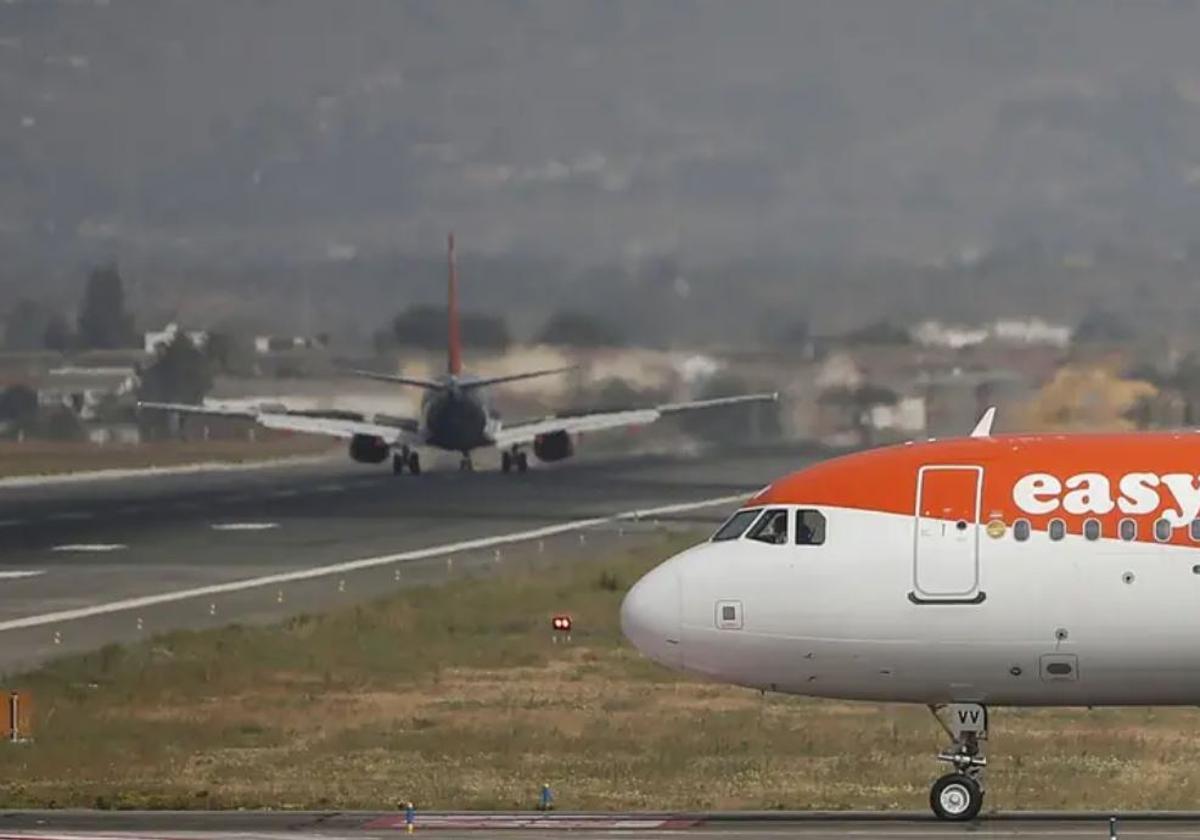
[501,451,512,473]
[408,452,421,475]
[392,453,405,475]
[516,451,528,473]
[930,773,982,821]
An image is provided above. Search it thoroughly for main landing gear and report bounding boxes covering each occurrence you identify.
[500,448,528,474]
[458,453,474,472]
[392,447,421,476]
[928,703,987,821]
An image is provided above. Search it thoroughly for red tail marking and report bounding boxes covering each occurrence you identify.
[447,232,462,375]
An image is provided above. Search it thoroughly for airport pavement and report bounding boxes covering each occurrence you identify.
[0,445,818,674]
[0,810,1193,839]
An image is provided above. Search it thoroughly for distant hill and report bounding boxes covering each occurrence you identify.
[11,2,1200,348]
[5,0,1200,272]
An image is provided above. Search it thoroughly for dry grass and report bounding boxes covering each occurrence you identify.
[1,531,1199,812]
[0,438,335,478]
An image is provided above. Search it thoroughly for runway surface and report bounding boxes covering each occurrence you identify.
[0,445,815,674]
[0,810,1195,839]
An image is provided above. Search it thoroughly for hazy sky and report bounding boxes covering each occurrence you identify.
[4,0,1200,271]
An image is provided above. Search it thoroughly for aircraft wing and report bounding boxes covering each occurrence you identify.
[137,400,257,419]
[656,392,780,414]
[138,401,420,445]
[255,413,417,442]
[491,408,661,447]
[490,392,777,449]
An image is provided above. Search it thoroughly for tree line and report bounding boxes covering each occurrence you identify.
[3,264,140,353]
[373,306,627,352]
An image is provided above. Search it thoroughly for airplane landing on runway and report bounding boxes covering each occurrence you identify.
[140,234,775,476]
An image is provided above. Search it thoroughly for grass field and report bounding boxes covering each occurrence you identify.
[2,530,1199,812]
[0,438,335,478]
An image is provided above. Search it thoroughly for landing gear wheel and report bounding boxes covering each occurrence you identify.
[407,452,421,475]
[459,455,474,472]
[392,453,405,475]
[516,451,528,473]
[501,451,512,473]
[928,703,988,822]
[930,773,983,822]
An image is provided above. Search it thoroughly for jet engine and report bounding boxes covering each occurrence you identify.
[349,434,390,464]
[533,431,574,462]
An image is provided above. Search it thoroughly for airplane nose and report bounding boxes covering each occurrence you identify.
[620,561,682,668]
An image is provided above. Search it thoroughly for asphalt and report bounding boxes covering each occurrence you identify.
[0,810,1193,839]
[0,445,812,674]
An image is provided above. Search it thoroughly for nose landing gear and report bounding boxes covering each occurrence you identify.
[929,703,987,821]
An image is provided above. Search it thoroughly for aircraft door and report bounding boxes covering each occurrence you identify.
[912,465,983,603]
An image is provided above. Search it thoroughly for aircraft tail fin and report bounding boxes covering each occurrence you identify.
[970,406,997,438]
[447,232,463,376]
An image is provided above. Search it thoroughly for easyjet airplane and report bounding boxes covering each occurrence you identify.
[142,235,775,474]
[621,408,1200,820]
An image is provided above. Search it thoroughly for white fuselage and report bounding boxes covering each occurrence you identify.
[623,503,1200,706]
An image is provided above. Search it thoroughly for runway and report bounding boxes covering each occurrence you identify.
[0,445,813,674]
[0,810,1195,840]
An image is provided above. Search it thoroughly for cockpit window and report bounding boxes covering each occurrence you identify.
[711,509,762,542]
[747,508,789,545]
[795,509,826,545]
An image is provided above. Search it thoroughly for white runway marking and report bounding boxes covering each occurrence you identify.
[269,489,299,498]
[0,570,44,580]
[0,452,337,489]
[210,522,280,532]
[313,483,345,493]
[369,814,682,829]
[0,494,743,632]
[46,511,93,521]
[116,505,147,515]
[0,519,26,528]
[50,544,126,553]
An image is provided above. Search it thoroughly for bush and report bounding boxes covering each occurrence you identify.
[537,311,625,347]
[382,305,510,351]
[596,570,622,592]
[41,407,85,441]
[0,384,39,435]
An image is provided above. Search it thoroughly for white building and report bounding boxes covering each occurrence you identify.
[144,323,209,355]
[869,396,928,434]
[37,366,139,419]
[990,318,1072,348]
[253,334,325,354]
[913,318,1072,350]
[912,321,989,350]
